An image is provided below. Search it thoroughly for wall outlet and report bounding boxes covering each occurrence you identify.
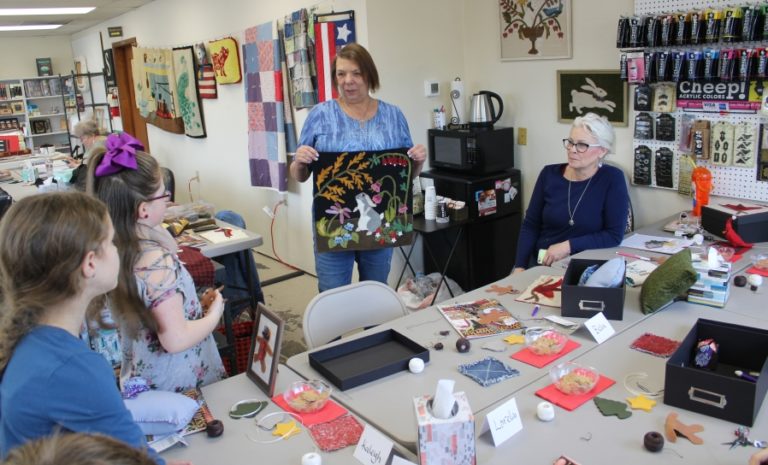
[518,127,528,146]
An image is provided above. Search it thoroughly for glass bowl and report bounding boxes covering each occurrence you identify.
[525,327,568,356]
[549,362,599,395]
[283,380,332,413]
[752,253,768,272]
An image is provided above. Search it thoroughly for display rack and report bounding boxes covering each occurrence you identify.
[624,0,768,202]
[69,70,113,135]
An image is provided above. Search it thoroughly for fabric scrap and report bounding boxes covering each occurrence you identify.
[458,356,519,387]
[630,333,680,358]
[308,414,364,451]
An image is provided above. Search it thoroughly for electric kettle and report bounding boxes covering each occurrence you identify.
[469,91,503,128]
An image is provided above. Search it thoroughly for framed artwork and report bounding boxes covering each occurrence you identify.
[103,48,116,87]
[31,119,50,135]
[36,57,53,76]
[247,303,284,397]
[74,56,89,91]
[499,0,572,61]
[312,149,414,253]
[172,46,206,138]
[10,102,24,114]
[557,70,628,126]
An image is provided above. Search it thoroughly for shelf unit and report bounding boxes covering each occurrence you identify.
[0,79,26,153]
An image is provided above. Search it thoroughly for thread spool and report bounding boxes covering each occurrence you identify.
[537,401,555,422]
[301,452,322,465]
[424,186,437,220]
[450,78,466,125]
[643,431,664,452]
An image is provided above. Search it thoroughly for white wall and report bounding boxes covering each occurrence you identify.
[462,0,692,228]
[0,36,74,79]
[68,0,466,286]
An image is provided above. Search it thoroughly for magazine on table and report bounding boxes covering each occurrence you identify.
[437,298,521,339]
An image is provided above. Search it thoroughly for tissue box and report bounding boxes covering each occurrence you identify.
[414,391,475,465]
[664,318,768,426]
[701,204,768,243]
[561,259,626,320]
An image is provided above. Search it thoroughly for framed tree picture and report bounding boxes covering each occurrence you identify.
[247,303,284,397]
[557,70,628,126]
[499,0,572,61]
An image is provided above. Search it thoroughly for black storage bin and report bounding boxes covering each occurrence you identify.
[701,205,768,243]
[664,318,768,426]
[561,259,626,320]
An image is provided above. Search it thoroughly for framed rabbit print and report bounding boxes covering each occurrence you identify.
[557,70,628,126]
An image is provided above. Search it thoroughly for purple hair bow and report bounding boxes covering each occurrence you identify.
[95,132,145,177]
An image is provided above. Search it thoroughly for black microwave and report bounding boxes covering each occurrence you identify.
[428,127,514,175]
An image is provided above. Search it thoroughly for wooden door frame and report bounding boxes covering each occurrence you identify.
[111,37,150,151]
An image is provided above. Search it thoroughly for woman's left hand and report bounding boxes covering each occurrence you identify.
[407,144,427,164]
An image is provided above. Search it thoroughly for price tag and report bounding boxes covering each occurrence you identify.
[354,424,393,465]
[481,397,523,446]
[584,312,615,344]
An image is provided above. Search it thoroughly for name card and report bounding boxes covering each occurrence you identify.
[354,424,393,465]
[482,397,523,446]
[585,312,615,344]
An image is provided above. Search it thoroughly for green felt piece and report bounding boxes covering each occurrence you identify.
[229,400,267,419]
[639,249,697,314]
[594,396,632,419]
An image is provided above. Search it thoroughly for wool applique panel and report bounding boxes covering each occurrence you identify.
[282,8,317,108]
[194,42,217,99]
[314,12,356,102]
[515,275,563,308]
[312,149,414,252]
[172,46,206,138]
[131,47,184,134]
[207,37,242,84]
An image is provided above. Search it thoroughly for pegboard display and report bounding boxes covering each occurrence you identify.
[627,0,768,202]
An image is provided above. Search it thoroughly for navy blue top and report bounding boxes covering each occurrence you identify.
[0,326,163,464]
[514,163,629,269]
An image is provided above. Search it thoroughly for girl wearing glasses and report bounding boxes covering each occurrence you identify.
[86,133,225,393]
[513,113,629,272]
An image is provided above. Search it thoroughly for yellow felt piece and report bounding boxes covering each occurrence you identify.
[626,394,657,412]
[273,420,301,438]
[504,334,525,345]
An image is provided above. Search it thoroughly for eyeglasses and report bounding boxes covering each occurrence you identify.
[146,190,171,202]
[562,139,602,153]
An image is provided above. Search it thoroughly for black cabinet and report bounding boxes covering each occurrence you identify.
[419,169,522,291]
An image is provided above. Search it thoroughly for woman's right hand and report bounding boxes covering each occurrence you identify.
[512,267,525,275]
[294,145,319,165]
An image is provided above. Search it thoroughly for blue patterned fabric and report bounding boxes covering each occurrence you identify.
[458,357,520,387]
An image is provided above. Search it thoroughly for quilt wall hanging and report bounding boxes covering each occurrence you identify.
[312,149,413,252]
[172,46,206,138]
[194,42,217,99]
[282,8,317,109]
[243,21,289,191]
[208,37,242,84]
[313,10,356,103]
[131,47,184,134]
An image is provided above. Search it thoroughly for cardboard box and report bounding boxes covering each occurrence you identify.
[414,391,475,465]
[561,259,626,320]
[664,318,768,426]
[701,204,768,243]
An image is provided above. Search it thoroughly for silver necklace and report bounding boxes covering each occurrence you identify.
[567,175,593,226]
[341,97,372,128]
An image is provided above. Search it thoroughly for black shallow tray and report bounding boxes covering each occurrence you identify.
[308,329,430,391]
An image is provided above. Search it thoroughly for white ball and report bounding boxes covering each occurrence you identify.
[748,274,763,287]
[408,357,425,374]
[693,233,704,245]
[537,401,555,422]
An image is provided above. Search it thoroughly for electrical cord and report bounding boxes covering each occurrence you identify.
[268,200,304,273]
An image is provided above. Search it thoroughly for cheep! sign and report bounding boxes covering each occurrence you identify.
[676,80,762,111]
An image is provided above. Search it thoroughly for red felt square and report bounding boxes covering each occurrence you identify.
[271,394,347,427]
[510,339,581,368]
[308,414,364,452]
[747,266,768,277]
[630,333,680,358]
[535,375,615,411]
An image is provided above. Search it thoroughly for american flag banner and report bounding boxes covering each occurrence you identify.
[194,42,217,99]
[313,11,356,103]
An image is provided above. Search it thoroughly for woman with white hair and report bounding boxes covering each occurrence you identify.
[68,119,106,188]
[513,112,629,272]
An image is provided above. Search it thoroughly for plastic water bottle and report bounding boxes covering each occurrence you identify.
[424,186,437,220]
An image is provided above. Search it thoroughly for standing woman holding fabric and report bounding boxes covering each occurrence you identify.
[513,113,629,272]
[290,43,426,292]
[87,133,226,393]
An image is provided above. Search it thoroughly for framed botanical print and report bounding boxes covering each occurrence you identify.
[247,303,284,397]
[500,0,572,61]
[557,70,628,126]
